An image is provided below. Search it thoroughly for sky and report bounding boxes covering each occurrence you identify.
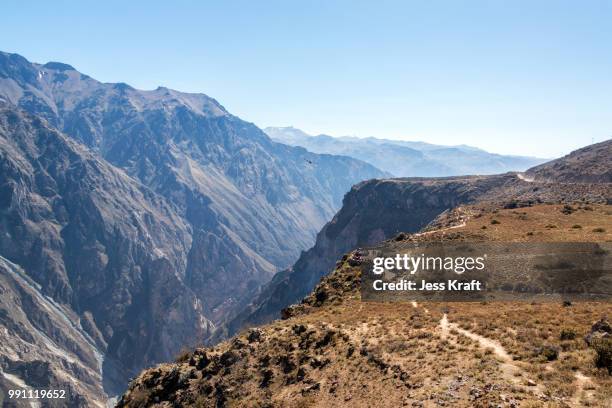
[2,0,611,157]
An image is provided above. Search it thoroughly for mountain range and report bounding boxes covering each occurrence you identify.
[265,126,546,177]
[0,51,385,405]
[0,49,608,407]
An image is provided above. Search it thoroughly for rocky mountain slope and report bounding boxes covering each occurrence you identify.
[0,51,386,321]
[0,51,386,402]
[226,141,611,337]
[0,256,106,407]
[0,103,212,402]
[265,126,546,177]
[118,202,612,407]
[525,139,612,183]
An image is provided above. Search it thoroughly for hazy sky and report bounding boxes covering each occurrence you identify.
[3,1,611,157]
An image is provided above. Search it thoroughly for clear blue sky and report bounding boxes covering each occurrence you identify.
[3,1,611,157]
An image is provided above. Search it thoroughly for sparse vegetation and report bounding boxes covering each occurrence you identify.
[120,204,612,408]
[562,204,575,215]
[592,338,612,373]
[490,219,500,225]
[559,328,576,340]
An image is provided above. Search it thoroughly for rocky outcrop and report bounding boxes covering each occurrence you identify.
[525,139,612,183]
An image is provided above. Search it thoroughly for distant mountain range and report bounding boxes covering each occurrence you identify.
[265,126,547,177]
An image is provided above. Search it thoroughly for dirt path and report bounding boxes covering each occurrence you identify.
[516,173,535,182]
[437,313,600,407]
[571,371,594,406]
[441,314,510,361]
[439,313,450,339]
[438,313,550,397]
[412,221,467,238]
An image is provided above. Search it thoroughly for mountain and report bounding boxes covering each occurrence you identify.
[0,103,209,404]
[525,139,612,183]
[118,199,612,406]
[0,51,387,320]
[0,51,386,401]
[264,126,547,177]
[225,142,611,337]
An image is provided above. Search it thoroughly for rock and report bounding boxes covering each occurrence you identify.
[301,382,320,395]
[469,387,482,399]
[259,369,273,388]
[247,329,262,343]
[527,379,537,387]
[219,351,239,367]
[585,318,611,346]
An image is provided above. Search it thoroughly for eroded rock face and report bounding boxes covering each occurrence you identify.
[0,51,386,401]
[0,104,212,398]
[0,51,387,322]
[224,176,503,335]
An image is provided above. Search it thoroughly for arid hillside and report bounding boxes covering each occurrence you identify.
[118,203,612,407]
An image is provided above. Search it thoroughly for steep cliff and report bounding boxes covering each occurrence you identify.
[0,103,213,399]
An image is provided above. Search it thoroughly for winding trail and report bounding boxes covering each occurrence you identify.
[437,312,598,407]
[440,314,510,361]
[438,313,547,396]
[516,173,535,183]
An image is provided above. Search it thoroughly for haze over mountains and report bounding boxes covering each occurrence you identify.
[0,51,385,404]
[265,126,546,177]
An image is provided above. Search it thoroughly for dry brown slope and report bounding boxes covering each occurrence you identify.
[118,203,611,408]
